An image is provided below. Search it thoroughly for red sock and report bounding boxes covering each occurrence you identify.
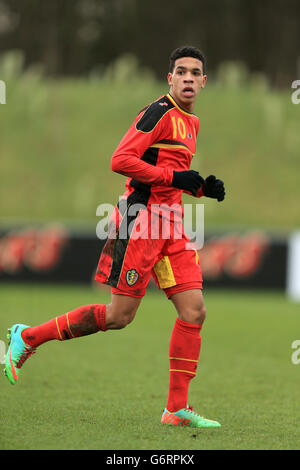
[21,304,106,348]
[167,318,202,412]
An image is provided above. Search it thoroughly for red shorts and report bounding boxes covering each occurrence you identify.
[95,200,202,298]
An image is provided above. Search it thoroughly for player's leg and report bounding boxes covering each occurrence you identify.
[106,292,142,329]
[171,288,206,324]
[5,200,156,385]
[152,240,220,428]
[4,293,141,385]
[165,288,205,412]
[22,291,142,342]
[161,287,220,428]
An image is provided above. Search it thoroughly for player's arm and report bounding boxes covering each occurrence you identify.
[111,126,173,186]
[111,103,172,185]
[111,103,203,194]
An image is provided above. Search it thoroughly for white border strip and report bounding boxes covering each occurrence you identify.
[287,231,300,302]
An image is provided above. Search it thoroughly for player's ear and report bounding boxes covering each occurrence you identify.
[167,72,173,87]
[201,75,207,89]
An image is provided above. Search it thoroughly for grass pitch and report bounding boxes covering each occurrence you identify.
[0,283,300,450]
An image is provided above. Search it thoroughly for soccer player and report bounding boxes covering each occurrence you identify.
[4,46,225,428]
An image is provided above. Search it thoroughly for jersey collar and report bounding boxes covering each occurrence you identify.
[167,93,195,117]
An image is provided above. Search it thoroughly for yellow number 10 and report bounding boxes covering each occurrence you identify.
[171,116,187,140]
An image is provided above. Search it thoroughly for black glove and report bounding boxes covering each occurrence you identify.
[172,170,204,196]
[202,174,225,201]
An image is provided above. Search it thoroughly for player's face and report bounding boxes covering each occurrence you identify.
[167,57,207,112]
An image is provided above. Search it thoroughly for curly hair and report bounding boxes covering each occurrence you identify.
[169,46,206,74]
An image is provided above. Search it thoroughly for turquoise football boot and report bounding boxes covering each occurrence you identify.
[4,324,36,385]
[161,405,221,428]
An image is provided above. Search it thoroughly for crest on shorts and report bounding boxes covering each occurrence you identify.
[126,268,139,286]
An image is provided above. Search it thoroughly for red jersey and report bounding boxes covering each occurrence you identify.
[111,93,203,211]
[95,93,204,295]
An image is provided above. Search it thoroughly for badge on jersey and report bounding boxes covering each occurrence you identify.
[126,269,139,286]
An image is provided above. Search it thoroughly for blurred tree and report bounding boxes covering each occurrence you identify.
[0,0,299,86]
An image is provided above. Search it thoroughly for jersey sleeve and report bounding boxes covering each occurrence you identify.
[182,116,201,197]
[111,102,174,186]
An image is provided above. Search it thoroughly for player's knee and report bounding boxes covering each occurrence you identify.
[106,305,136,330]
[191,304,206,325]
[198,304,207,324]
[179,303,206,325]
[114,311,135,329]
